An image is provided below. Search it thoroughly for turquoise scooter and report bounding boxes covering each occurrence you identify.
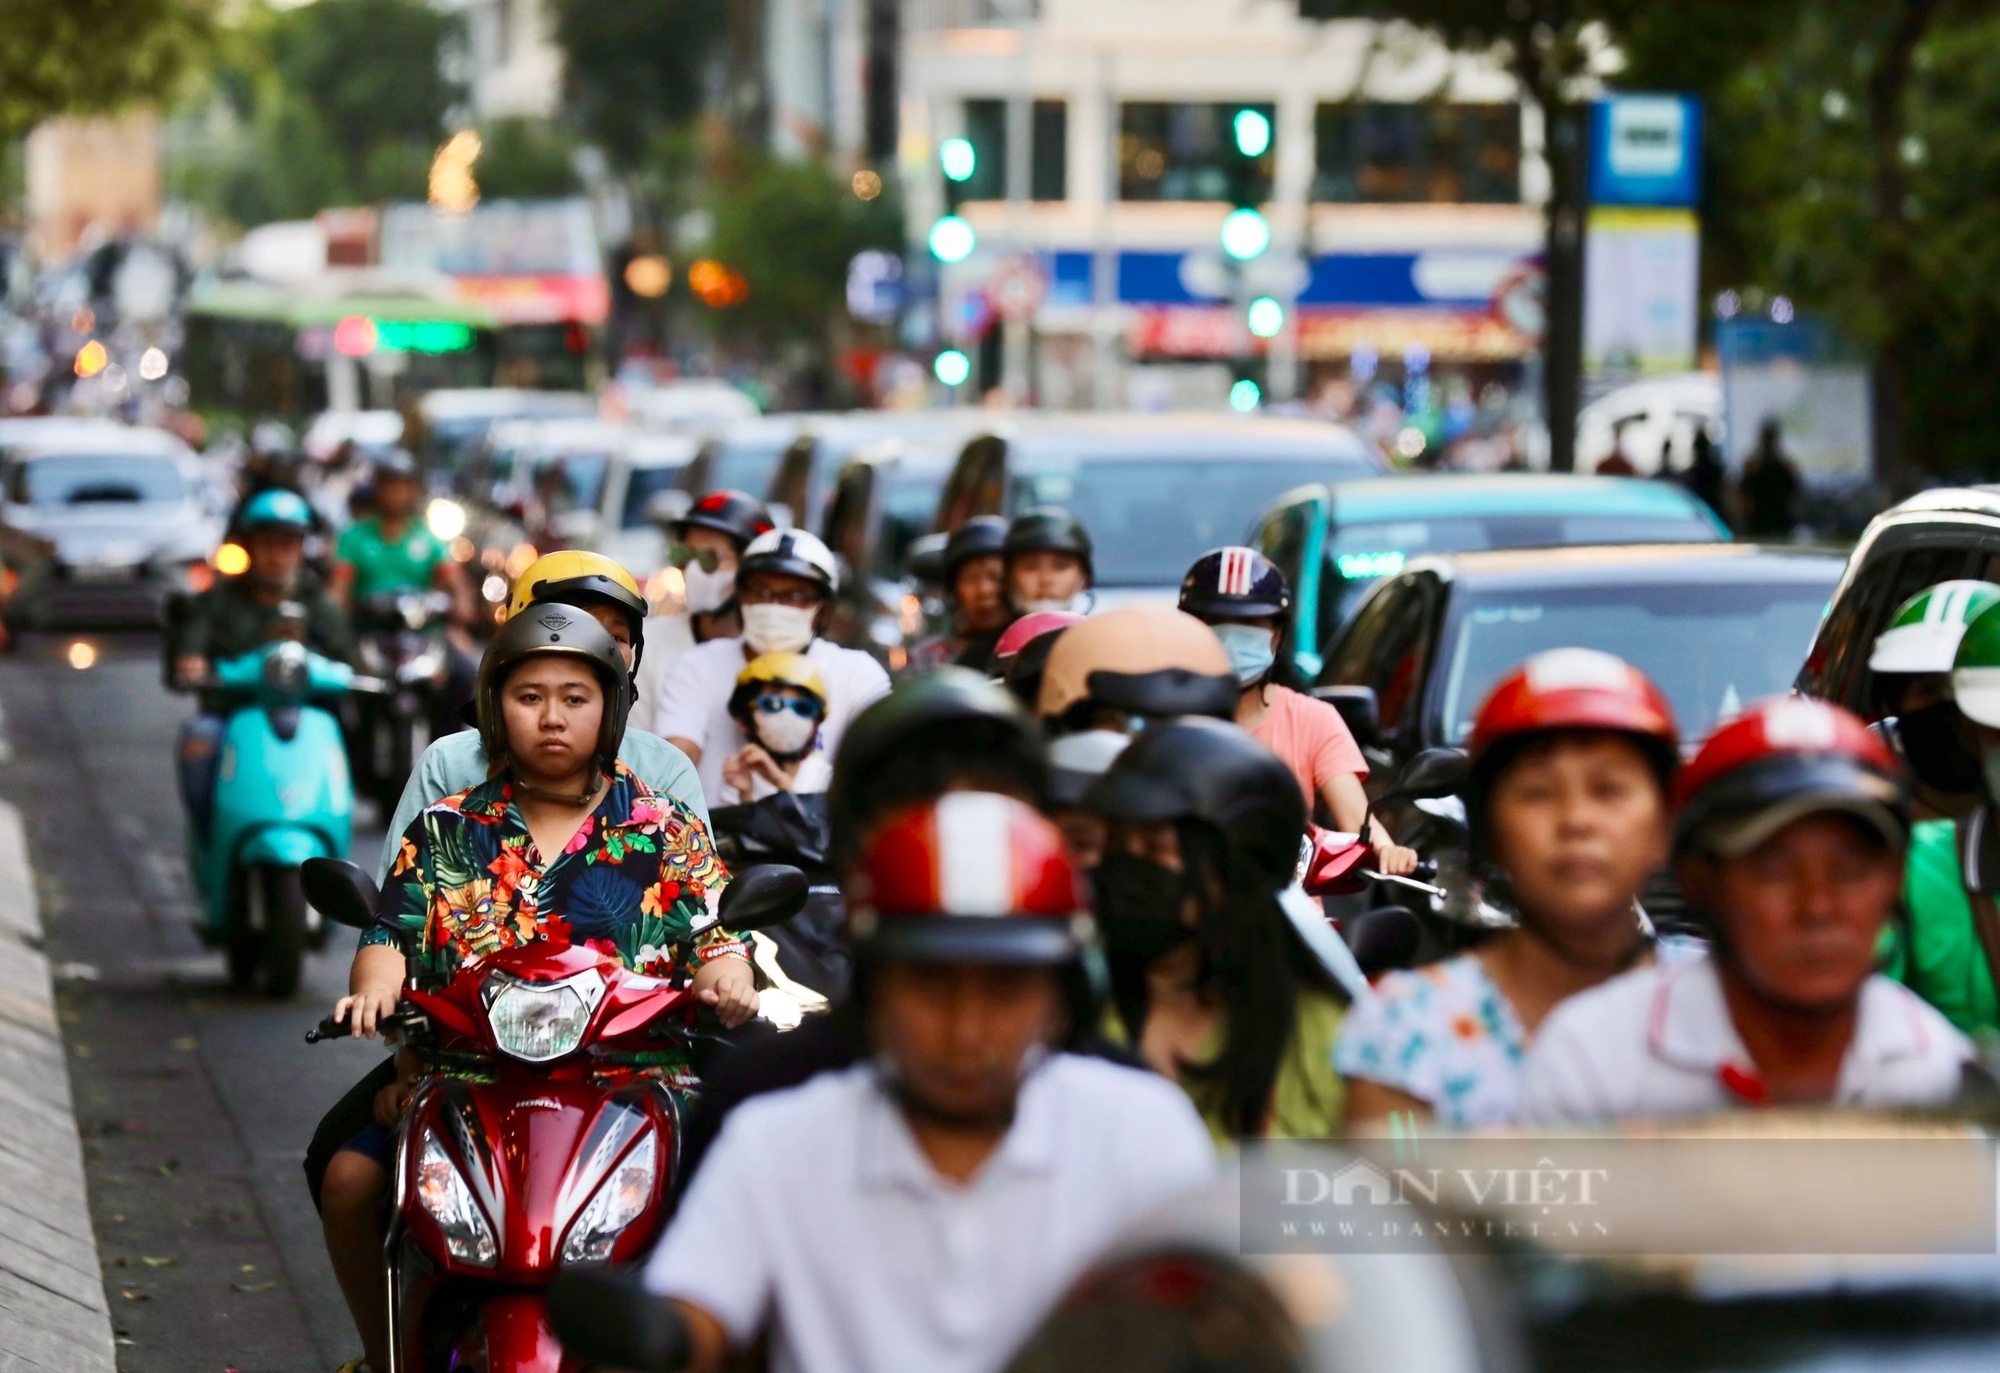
[184,639,366,996]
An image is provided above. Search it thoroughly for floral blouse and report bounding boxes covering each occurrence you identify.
[366,762,746,981]
[1332,954,1527,1130]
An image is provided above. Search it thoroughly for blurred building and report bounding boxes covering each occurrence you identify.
[437,0,564,119]
[900,0,1545,415]
[25,115,162,261]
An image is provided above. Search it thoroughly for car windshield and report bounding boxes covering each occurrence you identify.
[1329,513,1718,623]
[530,451,608,512]
[875,467,950,578]
[1437,578,1835,746]
[707,439,787,496]
[621,465,684,528]
[15,455,185,506]
[1012,458,1363,586]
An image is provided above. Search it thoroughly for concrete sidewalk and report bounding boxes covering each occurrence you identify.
[0,801,116,1373]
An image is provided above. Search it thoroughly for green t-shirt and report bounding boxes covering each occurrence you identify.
[336,516,447,601]
[1898,816,2000,1038]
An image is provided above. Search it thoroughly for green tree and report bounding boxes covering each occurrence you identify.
[0,0,214,140]
[476,118,582,199]
[270,0,463,198]
[550,0,726,168]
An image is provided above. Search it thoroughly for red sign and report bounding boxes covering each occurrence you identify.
[452,274,610,326]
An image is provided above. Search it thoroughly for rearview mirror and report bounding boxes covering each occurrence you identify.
[1313,685,1379,745]
[302,857,380,930]
[1345,905,1420,978]
[548,1266,690,1373]
[905,531,948,584]
[1391,747,1470,802]
[717,864,809,932]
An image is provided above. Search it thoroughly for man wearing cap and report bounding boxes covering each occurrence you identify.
[1520,697,1972,1123]
[642,792,1215,1373]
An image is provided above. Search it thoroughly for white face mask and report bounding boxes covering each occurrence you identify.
[741,603,817,654]
[683,562,736,615]
[1017,595,1079,616]
[754,706,818,756]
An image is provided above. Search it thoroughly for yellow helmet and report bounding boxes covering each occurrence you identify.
[505,550,648,671]
[734,651,827,702]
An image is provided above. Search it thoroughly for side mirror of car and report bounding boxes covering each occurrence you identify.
[1391,747,1471,802]
[548,1266,690,1373]
[1345,904,1420,978]
[301,857,381,930]
[1313,684,1379,746]
[717,864,809,932]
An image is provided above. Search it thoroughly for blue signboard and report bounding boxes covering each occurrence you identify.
[1033,250,1533,309]
[1589,95,1701,208]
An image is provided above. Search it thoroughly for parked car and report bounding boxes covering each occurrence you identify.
[675,415,811,506]
[767,411,986,534]
[1319,544,1843,773]
[626,378,759,434]
[818,434,964,663]
[0,422,220,629]
[934,413,1382,609]
[1252,473,1729,678]
[589,432,700,579]
[1794,485,2000,715]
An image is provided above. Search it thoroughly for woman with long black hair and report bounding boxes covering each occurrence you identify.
[1084,716,1348,1140]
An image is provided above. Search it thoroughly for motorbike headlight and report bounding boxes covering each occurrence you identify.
[417,1133,496,1266]
[561,1131,657,1264]
[261,641,309,699]
[482,970,603,1063]
[427,498,468,542]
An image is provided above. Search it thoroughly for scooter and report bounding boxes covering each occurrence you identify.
[179,638,367,997]
[350,589,454,813]
[301,858,808,1373]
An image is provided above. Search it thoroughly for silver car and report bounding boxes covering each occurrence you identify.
[0,420,222,629]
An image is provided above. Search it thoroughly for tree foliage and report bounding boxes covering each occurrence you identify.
[549,0,726,169]
[0,0,215,140]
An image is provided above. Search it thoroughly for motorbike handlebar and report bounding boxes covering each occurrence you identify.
[305,1015,351,1044]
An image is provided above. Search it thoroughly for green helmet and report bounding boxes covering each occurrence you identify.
[1951,599,2000,727]
[1871,581,2000,675]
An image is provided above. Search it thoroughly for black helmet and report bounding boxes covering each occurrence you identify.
[1084,716,1304,891]
[477,603,632,781]
[1005,507,1094,583]
[942,516,1009,582]
[675,488,775,548]
[1180,546,1290,621]
[828,667,1049,871]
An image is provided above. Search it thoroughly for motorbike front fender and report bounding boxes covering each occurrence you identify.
[480,1291,569,1373]
[238,825,327,868]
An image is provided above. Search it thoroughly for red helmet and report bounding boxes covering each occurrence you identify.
[1469,648,1678,760]
[848,792,1090,965]
[993,610,1085,664]
[1673,697,1905,859]
[1466,649,1679,866]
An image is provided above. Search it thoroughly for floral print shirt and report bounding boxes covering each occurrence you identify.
[365,762,746,981]
[1332,954,1527,1130]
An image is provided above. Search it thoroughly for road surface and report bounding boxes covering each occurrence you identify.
[0,631,388,1373]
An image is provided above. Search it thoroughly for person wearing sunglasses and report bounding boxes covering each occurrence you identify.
[631,489,775,735]
[722,653,833,802]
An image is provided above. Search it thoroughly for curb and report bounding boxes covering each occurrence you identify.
[0,801,116,1373]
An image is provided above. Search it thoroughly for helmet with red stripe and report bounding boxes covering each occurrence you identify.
[848,792,1091,964]
[1179,546,1290,621]
[673,489,774,548]
[1673,697,1906,860]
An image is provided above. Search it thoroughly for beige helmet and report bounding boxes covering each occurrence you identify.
[1035,603,1237,731]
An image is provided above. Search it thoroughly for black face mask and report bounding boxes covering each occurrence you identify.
[1093,851,1198,963]
[1896,701,1981,795]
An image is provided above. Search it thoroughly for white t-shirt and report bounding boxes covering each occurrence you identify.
[718,751,834,807]
[644,1056,1216,1373]
[1519,950,1973,1125]
[629,613,698,736]
[652,637,889,807]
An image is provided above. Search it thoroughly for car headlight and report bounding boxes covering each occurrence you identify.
[561,1131,657,1264]
[482,970,604,1063]
[417,1133,496,1266]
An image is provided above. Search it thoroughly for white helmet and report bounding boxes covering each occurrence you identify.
[740,527,840,594]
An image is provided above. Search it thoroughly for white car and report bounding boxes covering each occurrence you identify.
[590,432,700,579]
[0,420,220,628]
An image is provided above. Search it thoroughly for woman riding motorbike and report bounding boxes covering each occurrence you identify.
[317,605,754,1373]
[1334,648,1680,1132]
[1084,716,1348,1142]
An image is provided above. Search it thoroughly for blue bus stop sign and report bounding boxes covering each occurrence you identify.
[1589,95,1701,207]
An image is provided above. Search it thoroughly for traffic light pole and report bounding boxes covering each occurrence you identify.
[1544,101,1588,473]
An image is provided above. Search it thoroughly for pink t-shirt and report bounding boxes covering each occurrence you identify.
[1252,685,1368,807]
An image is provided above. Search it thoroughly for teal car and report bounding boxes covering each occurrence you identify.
[1250,474,1728,677]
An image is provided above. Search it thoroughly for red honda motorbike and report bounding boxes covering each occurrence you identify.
[302,859,805,1373]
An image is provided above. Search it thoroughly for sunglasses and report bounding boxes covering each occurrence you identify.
[668,544,724,573]
[753,694,823,719]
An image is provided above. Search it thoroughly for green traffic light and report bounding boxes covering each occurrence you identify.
[1220,208,1270,260]
[1246,297,1284,339]
[1233,109,1271,159]
[940,138,977,183]
[1229,379,1262,412]
[929,215,976,263]
[934,349,971,386]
